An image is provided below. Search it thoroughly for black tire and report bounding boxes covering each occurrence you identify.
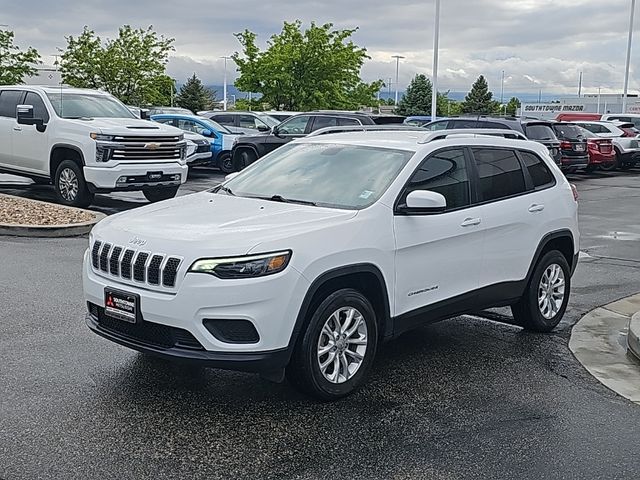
[600,151,621,171]
[233,149,257,172]
[286,288,378,401]
[620,163,633,171]
[143,186,179,203]
[511,250,571,332]
[54,160,94,208]
[219,152,234,174]
[585,165,598,173]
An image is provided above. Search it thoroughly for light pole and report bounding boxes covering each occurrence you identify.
[431,0,441,121]
[500,70,505,105]
[221,56,231,111]
[623,0,636,113]
[391,55,405,105]
[578,71,583,97]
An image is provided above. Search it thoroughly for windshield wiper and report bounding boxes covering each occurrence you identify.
[216,185,235,196]
[256,194,317,206]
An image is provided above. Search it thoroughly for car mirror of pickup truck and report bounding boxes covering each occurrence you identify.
[16,104,46,132]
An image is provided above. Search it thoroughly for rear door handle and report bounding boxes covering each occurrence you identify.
[461,217,481,227]
[528,204,545,213]
[13,126,22,132]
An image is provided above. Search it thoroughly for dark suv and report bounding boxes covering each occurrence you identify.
[424,116,562,165]
[230,112,377,170]
[550,122,589,171]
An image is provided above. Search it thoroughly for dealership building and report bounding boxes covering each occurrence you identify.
[519,93,640,119]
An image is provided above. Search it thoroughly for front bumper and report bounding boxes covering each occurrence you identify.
[187,150,213,166]
[82,250,310,368]
[84,162,188,190]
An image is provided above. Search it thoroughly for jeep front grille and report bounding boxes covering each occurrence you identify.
[91,241,182,288]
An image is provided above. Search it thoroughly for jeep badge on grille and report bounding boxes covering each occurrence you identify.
[129,236,147,247]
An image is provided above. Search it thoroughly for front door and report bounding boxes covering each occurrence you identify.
[261,115,311,155]
[394,147,485,319]
[10,91,50,174]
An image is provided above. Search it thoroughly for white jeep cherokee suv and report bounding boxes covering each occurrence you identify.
[83,128,579,400]
[0,86,188,207]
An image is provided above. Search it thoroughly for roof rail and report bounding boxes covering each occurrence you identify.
[306,125,426,137]
[418,129,528,144]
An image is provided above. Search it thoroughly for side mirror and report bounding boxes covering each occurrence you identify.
[202,129,213,137]
[403,190,447,213]
[16,105,45,132]
[257,124,269,132]
[140,109,150,120]
[225,172,241,181]
[271,126,281,137]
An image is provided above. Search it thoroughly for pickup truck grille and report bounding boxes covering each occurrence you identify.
[97,135,185,162]
[91,240,183,288]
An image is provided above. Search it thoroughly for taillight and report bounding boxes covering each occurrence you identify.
[570,184,579,202]
[559,141,572,149]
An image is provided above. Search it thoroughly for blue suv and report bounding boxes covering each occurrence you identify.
[151,114,242,173]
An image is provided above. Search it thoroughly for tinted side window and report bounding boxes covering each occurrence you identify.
[424,120,449,131]
[403,149,470,210]
[311,116,338,131]
[473,148,526,202]
[212,114,234,125]
[277,115,310,135]
[450,119,478,129]
[338,117,361,126]
[519,151,554,188]
[479,121,511,130]
[0,90,24,118]
[24,92,50,123]
[524,124,557,141]
[239,115,258,129]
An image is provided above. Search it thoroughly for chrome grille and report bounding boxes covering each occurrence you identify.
[98,135,185,162]
[91,242,182,288]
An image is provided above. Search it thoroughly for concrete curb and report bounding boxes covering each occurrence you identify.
[569,293,640,405]
[0,194,105,238]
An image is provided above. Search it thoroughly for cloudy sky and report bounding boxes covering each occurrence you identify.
[3,0,639,96]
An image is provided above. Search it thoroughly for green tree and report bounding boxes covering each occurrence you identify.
[396,74,432,116]
[233,21,382,110]
[175,74,215,112]
[0,29,41,84]
[505,96,521,116]
[461,75,494,114]
[60,25,174,105]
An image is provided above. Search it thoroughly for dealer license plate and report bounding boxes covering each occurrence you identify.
[104,288,139,323]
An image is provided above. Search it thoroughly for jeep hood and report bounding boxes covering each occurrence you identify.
[93,192,357,256]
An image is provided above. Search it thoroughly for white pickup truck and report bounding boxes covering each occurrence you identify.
[0,86,188,207]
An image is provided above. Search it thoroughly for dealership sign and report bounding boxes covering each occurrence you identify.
[523,103,586,113]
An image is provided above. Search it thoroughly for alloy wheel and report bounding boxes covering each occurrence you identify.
[538,264,565,319]
[317,307,368,384]
[58,168,79,201]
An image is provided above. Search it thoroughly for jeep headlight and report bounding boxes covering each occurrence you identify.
[188,251,291,279]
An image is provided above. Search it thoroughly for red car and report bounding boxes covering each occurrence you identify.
[585,136,616,172]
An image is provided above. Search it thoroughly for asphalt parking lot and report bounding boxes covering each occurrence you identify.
[1,169,640,479]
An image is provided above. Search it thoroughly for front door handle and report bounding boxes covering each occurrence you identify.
[13,126,22,132]
[461,217,481,227]
[528,204,545,213]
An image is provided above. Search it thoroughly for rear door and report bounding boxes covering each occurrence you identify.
[10,91,51,174]
[0,90,25,170]
[472,147,552,289]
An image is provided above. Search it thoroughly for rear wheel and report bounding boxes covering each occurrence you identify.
[233,149,257,171]
[54,160,94,208]
[585,165,598,173]
[600,150,621,171]
[143,186,179,203]
[219,152,234,173]
[286,288,378,401]
[511,250,571,332]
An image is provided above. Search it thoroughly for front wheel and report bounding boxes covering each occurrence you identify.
[511,250,571,332]
[54,160,94,208]
[286,288,378,401]
[143,186,179,203]
[219,152,234,173]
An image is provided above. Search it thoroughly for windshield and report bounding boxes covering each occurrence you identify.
[525,124,558,141]
[255,114,281,127]
[222,143,414,209]
[553,124,587,140]
[196,117,233,134]
[46,92,136,119]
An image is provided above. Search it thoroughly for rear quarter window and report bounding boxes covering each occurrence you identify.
[519,150,555,188]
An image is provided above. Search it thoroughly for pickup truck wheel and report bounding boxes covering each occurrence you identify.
[219,152,234,173]
[54,160,94,208]
[143,186,179,203]
[233,149,256,172]
[286,288,378,401]
[511,250,571,333]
